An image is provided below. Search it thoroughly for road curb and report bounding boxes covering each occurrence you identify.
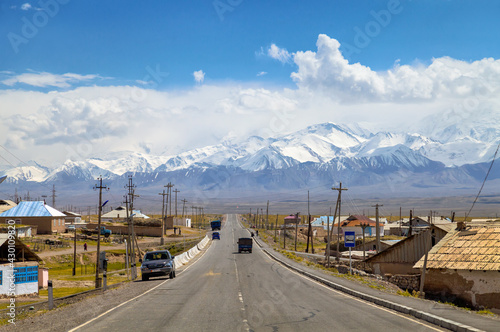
[258,246,484,332]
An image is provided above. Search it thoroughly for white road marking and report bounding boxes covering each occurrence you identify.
[69,240,212,332]
[232,215,250,332]
[269,255,445,332]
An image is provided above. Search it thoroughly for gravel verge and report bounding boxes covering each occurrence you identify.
[1,278,165,332]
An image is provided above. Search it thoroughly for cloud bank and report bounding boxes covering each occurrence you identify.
[1,34,499,165]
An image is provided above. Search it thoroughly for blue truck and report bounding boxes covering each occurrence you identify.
[238,237,252,253]
[210,220,221,231]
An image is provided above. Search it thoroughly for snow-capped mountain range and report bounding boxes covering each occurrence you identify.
[2,113,500,200]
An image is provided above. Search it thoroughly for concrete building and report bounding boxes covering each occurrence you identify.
[414,222,500,314]
[0,234,42,296]
[0,201,66,234]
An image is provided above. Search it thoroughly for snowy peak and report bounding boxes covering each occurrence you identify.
[1,163,50,182]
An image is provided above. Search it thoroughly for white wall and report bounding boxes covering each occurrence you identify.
[0,263,39,296]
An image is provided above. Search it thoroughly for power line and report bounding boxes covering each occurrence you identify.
[465,142,500,219]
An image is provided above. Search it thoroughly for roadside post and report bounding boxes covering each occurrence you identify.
[103,258,108,291]
[344,231,356,275]
[48,280,54,310]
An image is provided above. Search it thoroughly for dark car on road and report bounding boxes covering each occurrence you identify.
[140,250,176,281]
[212,232,220,240]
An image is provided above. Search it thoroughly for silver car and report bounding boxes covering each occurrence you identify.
[140,250,176,281]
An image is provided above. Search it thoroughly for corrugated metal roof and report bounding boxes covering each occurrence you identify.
[0,201,66,217]
[414,224,500,271]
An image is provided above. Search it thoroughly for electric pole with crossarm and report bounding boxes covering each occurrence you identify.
[332,182,348,262]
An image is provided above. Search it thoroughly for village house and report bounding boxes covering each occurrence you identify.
[0,201,66,234]
[331,215,385,238]
[366,224,451,276]
[284,214,300,225]
[0,200,16,214]
[414,222,500,314]
[0,234,42,296]
[102,206,150,222]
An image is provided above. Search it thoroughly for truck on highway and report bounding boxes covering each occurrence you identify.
[210,220,221,231]
[84,226,112,238]
[238,237,252,253]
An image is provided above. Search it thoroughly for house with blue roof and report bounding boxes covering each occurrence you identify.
[0,201,67,234]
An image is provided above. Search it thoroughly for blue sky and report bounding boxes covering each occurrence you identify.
[1,0,500,165]
[2,0,499,88]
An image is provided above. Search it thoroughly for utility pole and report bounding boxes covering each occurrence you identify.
[94,177,108,288]
[181,199,187,218]
[126,176,139,279]
[306,190,313,253]
[326,201,339,267]
[159,190,168,245]
[191,206,195,227]
[294,212,300,252]
[332,182,348,262]
[173,189,180,217]
[360,222,370,260]
[274,213,278,241]
[124,195,133,279]
[372,204,383,253]
[408,210,413,237]
[283,215,286,249]
[165,183,174,217]
[72,219,77,276]
[51,184,56,208]
[260,208,263,229]
[266,200,269,230]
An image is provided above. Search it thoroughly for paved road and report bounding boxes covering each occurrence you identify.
[73,214,445,332]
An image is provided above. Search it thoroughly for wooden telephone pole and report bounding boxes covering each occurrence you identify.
[94,177,108,288]
[159,190,168,245]
[372,204,383,253]
[173,189,180,217]
[332,182,348,262]
[181,199,188,218]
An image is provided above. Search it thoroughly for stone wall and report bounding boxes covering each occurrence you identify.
[388,274,420,291]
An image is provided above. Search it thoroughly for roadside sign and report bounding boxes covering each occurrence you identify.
[344,231,356,247]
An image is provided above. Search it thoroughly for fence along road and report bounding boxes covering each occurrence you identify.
[74,214,446,332]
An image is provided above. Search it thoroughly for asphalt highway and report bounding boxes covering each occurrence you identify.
[73,214,446,332]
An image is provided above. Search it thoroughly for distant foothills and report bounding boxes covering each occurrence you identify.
[1,118,500,215]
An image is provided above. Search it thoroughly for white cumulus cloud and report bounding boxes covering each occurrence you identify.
[21,3,32,10]
[193,70,205,84]
[267,44,292,63]
[291,34,500,102]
